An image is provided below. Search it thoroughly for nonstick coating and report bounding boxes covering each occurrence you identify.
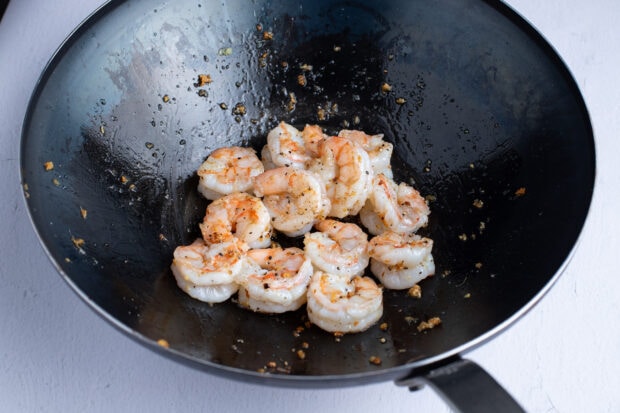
[21,0,594,386]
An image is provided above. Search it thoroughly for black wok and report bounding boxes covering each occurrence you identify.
[20,0,595,411]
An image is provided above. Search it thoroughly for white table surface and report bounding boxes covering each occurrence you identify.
[1,0,618,412]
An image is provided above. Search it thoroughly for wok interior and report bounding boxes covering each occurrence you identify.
[22,0,594,384]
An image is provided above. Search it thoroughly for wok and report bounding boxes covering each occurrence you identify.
[20,0,595,411]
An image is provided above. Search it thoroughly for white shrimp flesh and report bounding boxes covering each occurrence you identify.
[360,173,430,235]
[199,192,272,249]
[170,238,245,303]
[303,219,369,277]
[266,121,312,169]
[338,129,394,178]
[236,247,313,313]
[368,231,435,289]
[306,271,383,333]
[308,135,373,218]
[252,166,331,237]
[197,146,264,200]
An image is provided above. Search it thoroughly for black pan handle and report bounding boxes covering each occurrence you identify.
[395,357,525,413]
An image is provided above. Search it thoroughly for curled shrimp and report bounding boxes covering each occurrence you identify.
[360,174,430,235]
[236,247,313,313]
[368,231,435,289]
[199,192,273,249]
[306,271,383,333]
[170,238,245,303]
[253,166,331,237]
[303,219,369,277]
[197,146,264,200]
[338,129,394,178]
[309,136,373,218]
[301,124,328,157]
[266,121,312,169]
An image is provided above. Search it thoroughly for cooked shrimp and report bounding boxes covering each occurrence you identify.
[338,129,394,178]
[260,145,277,170]
[368,231,435,289]
[253,167,331,237]
[199,192,272,249]
[301,124,328,157]
[360,174,430,235]
[308,136,373,218]
[266,121,312,169]
[170,238,245,303]
[236,247,313,313]
[303,219,369,277]
[306,271,383,333]
[197,146,264,200]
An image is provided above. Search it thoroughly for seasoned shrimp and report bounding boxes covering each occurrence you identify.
[306,271,383,333]
[338,129,394,178]
[236,247,313,313]
[360,174,430,235]
[170,238,245,303]
[308,136,373,218]
[199,192,272,249]
[368,231,435,289]
[253,167,331,237]
[266,121,312,169]
[303,219,369,277]
[197,146,264,200]
[260,145,277,170]
[301,124,328,157]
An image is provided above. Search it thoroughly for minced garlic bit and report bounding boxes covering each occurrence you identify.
[407,284,422,299]
[475,262,483,269]
[162,94,170,103]
[472,198,484,208]
[296,349,306,360]
[157,339,170,348]
[299,63,313,71]
[71,236,85,249]
[287,93,297,112]
[464,293,471,298]
[458,233,468,241]
[44,161,54,171]
[263,31,274,40]
[369,356,382,365]
[381,82,392,93]
[297,74,307,87]
[515,187,526,197]
[379,322,388,331]
[266,361,277,369]
[417,316,442,332]
[120,175,129,184]
[232,103,246,116]
[52,178,60,186]
[196,74,212,87]
[395,97,406,105]
[80,207,88,220]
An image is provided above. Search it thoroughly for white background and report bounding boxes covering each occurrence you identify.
[1,0,618,412]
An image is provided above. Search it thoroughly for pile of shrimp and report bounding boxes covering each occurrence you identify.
[171,121,435,334]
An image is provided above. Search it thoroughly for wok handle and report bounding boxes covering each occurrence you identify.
[395,357,525,413]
